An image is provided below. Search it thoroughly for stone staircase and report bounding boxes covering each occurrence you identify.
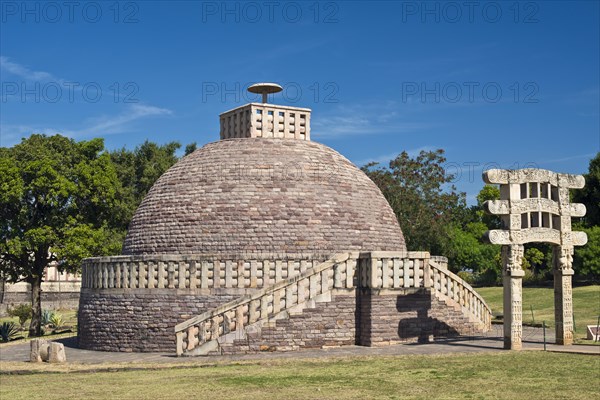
[175,252,492,356]
[428,260,492,333]
[175,253,356,356]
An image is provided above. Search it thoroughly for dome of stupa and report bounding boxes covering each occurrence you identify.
[122,84,405,258]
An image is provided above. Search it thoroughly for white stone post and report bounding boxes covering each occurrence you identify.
[553,245,574,345]
[502,244,524,350]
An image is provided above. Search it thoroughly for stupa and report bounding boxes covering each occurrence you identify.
[79,84,491,354]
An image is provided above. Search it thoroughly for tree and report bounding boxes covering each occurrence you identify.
[184,142,197,156]
[109,140,181,230]
[475,184,501,229]
[0,135,124,336]
[572,152,599,279]
[573,152,600,227]
[445,220,501,279]
[523,247,545,273]
[362,149,466,256]
[573,226,600,277]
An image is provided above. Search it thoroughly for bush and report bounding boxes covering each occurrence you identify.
[49,313,64,332]
[522,269,552,286]
[474,268,501,286]
[7,304,32,330]
[522,269,536,285]
[457,271,474,284]
[41,309,56,326]
[0,322,20,342]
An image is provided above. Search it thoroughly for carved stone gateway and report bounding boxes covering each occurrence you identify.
[483,168,587,349]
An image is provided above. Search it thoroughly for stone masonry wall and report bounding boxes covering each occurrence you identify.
[0,292,80,317]
[221,291,357,354]
[358,288,481,346]
[78,289,238,352]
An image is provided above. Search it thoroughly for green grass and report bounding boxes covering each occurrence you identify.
[477,285,600,342]
[1,352,598,399]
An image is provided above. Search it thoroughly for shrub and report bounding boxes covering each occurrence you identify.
[0,322,20,342]
[50,313,64,331]
[7,304,32,330]
[474,268,501,286]
[457,271,474,284]
[41,309,56,326]
[522,269,536,285]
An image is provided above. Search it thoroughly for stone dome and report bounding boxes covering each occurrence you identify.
[122,138,405,257]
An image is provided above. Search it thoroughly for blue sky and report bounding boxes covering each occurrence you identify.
[1,0,598,204]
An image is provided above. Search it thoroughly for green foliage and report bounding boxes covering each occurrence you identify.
[476,184,501,229]
[56,223,125,269]
[0,134,189,337]
[362,149,466,256]
[571,153,600,279]
[49,313,65,331]
[184,142,197,156]
[0,321,20,342]
[41,309,56,326]
[523,247,545,271]
[574,226,600,276]
[445,222,501,278]
[457,270,474,284]
[573,152,600,227]
[0,134,128,336]
[109,140,182,230]
[440,184,503,278]
[7,304,32,329]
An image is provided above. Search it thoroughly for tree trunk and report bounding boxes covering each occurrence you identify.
[29,275,43,337]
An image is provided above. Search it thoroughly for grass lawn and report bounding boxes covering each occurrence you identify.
[1,352,598,400]
[477,285,600,342]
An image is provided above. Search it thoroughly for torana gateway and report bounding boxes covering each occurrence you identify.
[78,83,494,355]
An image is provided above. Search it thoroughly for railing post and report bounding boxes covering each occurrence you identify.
[189,260,198,289]
[347,259,356,288]
[249,299,259,324]
[260,295,269,320]
[211,317,220,340]
[138,262,146,289]
[235,306,244,331]
[370,255,379,288]
[286,284,294,310]
[273,289,282,314]
[176,331,184,356]
[157,261,165,288]
[423,259,431,288]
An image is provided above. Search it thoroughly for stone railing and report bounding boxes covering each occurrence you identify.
[220,103,311,140]
[358,251,491,330]
[83,251,491,356]
[429,260,492,330]
[81,255,323,290]
[175,253,355,356]
[358,251,430,289]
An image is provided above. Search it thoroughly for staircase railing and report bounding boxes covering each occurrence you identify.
[358,252,492,331]
[175,252,357,356]
[429,260,492,330]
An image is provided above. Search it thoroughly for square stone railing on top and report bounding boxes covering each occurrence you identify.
[220,103,311,141]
